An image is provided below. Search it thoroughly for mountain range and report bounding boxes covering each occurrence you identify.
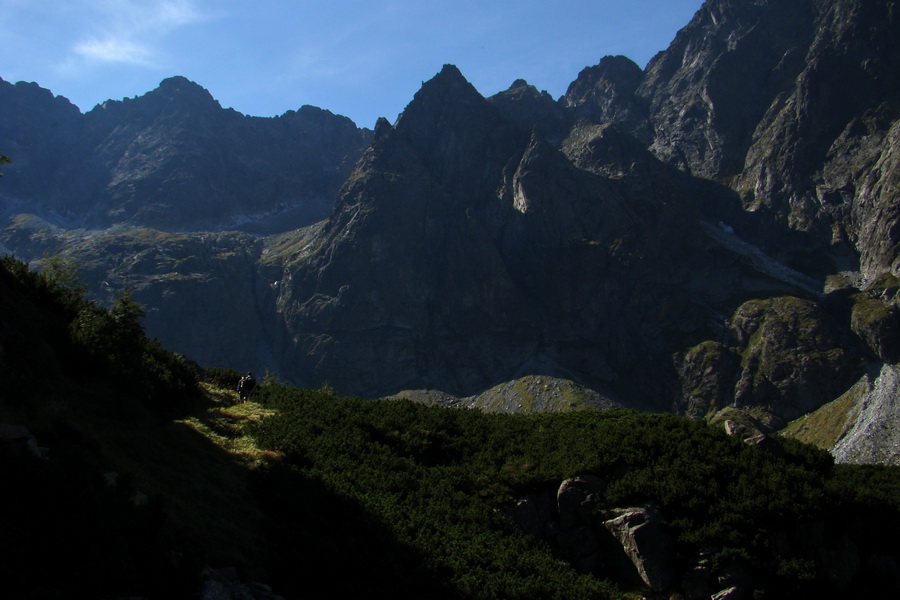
[2,0,898,464]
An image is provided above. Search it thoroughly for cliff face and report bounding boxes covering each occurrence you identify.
[561,1,900,277]
[637,0,820,180]
[549,0,899,427]
[1,1,898,439]
[266,65,801,400]
[634,0,899,277]
[52,228,279,375]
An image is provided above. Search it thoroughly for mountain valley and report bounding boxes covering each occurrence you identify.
[2,0,899,468]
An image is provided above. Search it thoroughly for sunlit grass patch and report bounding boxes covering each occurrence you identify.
[780,376,866,450]
[179,383,283,468]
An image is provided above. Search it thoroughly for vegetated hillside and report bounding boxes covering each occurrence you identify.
[3,255,900,598]
[249,382,900,599]
[1,0,899,465]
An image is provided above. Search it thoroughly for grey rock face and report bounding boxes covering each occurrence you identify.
[832,363,900,465]
[848,279,900,364]
[676,341,742,419]
[677,293,866,425]
[638,0,819,180]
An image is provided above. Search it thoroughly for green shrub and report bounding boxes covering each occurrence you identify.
[203,366,242,389]
[238,383,900,597]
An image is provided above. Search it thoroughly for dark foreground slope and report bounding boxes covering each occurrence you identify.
[0,256,210,597]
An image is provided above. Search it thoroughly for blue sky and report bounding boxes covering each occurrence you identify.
[1,0,704,129]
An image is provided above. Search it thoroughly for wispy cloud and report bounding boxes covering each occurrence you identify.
[73,37,156,67]
[71,0,205,67]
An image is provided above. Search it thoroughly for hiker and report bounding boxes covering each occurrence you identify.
[237,371,256,402]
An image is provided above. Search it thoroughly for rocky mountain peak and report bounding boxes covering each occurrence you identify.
[563,55,651,144]
[624,0,900,275]
[0,72,371,233]
[372,116,393,139]
[154,75,221,109]
[0,78,81,116]
[83,76,222,131]
[0,78,83,197]
[427,63,471,90]
[389,65,521,202]
[565,55,643,96]
[158,74,209,92]
[394,64,486,132]
[489,79,567,144]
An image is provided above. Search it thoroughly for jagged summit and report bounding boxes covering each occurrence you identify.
[489,77,567,143]
[0,77,81,115]
[568,55,643,89]
[372,116,393,139]
[385,63,521,202]
[563,54,650,144]
[88,75,222,115]
[158,74,208,91]
[430,63,469,86]
[395,64,485,129]
[155,75,219,102]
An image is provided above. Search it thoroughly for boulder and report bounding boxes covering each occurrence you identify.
[200,567,284,600]
[601,504,676,591]
[711,587,749,600]
[556,475,605,530]
[0,424,44,459]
